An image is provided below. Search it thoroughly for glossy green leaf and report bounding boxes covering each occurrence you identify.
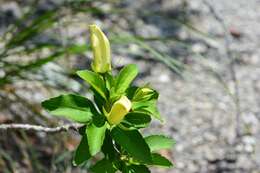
[114,64,138,94]
[90,159,116,173]
[102,131,116,160]
[145,135,175,152]
[86,123,107,156]
[73,134,91,166]
[76,70,107,99]
[124,112,151,126]
[104,73,115,91]
[132,100,162,121]
[92,113,106,127]
[41,94,97,123]
[111,127,152,163]
[125,86,139,100]
[93,89,106,112]
[150,153,173,167]
[122,165,130,173]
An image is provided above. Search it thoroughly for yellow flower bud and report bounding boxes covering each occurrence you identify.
[89,24,111,73]
[107,96,132,125]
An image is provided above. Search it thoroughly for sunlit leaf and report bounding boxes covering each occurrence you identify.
[41,94,97,123]
[76,70,107,99]
[150,153,173,167]
[86,123,107,156]
[145,135,175,152]
[114,64,138,95]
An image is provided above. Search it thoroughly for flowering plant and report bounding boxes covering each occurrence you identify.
[41,25,174,173]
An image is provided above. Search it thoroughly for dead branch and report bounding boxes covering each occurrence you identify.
[0,123,82,133]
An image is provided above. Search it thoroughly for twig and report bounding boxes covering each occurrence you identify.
[0,123,82,133]
[202,0,241,141]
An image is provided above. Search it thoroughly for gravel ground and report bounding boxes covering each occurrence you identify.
[103,0,260,172]
[0,0,259,173]
[133,0,260,172]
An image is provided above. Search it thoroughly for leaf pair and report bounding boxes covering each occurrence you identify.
[111,128,175,167]
[77,64,138,100]
[145,135,175,168]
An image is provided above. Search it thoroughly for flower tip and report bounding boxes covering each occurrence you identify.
[89,24,98,32]
[88,24,111,73]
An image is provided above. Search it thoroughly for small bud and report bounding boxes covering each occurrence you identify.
[107,96,132,125]
[133,87,157,101]
[89,24,111,73]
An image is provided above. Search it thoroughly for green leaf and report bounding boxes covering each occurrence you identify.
[128,165,150,173]
[150,153,173,167]
[124,112,151,127]
[90,159,116,173]
[93,89,106,112]
[41,94,97,123]
[92,113,106,127]
[132,100,162,121]
[111,127,152,163]
[86,123,107,156]
[125,86,139,100]
[104,73,115,91]
[145,135,175,152]
[102,131,116,160]
[122,164,130,173]
[73,134,91,166]
[76,70,107,99]
[114,64,138,94]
